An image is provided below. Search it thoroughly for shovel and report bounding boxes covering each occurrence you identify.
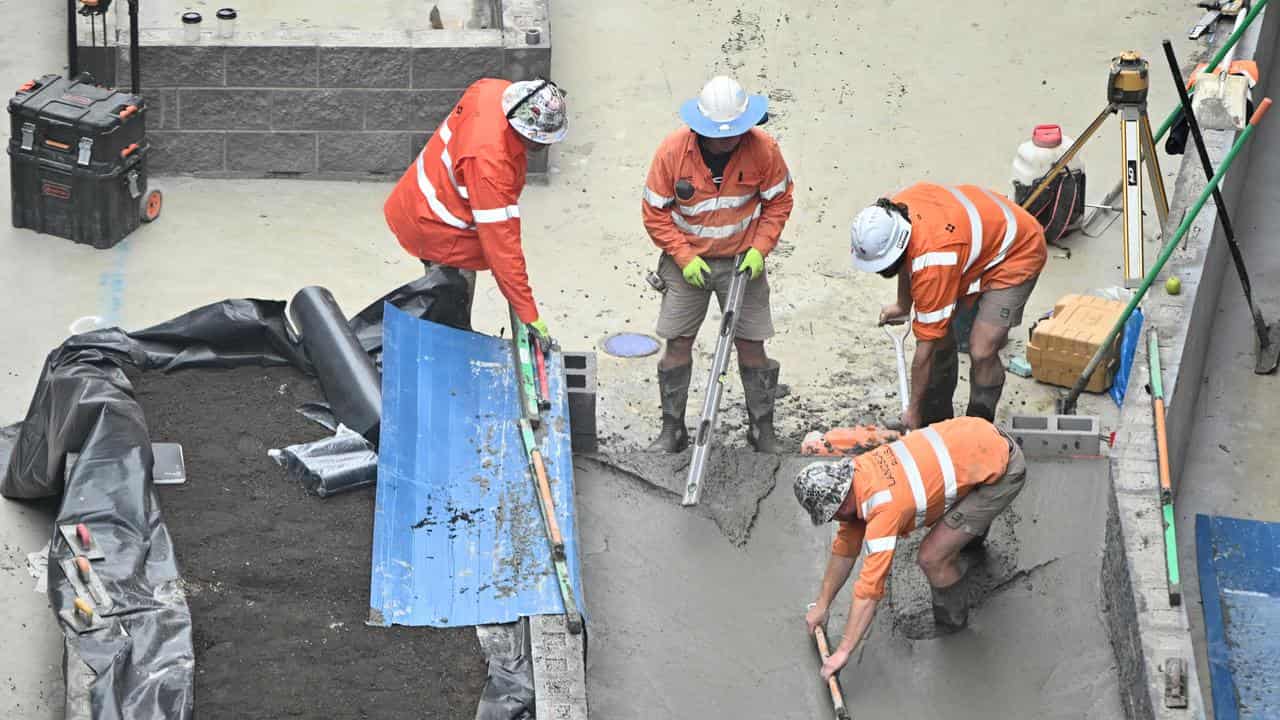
[882,315,911,416]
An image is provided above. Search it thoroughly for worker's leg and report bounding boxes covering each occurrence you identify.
[920,331,959,426]
[650,255,713,451]
[725,260,780,452]
[965,277,1039,421]
[421,260,477,330]
[919,430,1029,631]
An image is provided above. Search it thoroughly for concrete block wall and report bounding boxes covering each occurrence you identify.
[1104,8,1276,719]
[78,27,551,178]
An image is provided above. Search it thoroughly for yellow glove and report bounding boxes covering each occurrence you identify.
[738,248,765,280]
[682,256,712,288]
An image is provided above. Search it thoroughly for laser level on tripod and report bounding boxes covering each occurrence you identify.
[1020,51,1170,288]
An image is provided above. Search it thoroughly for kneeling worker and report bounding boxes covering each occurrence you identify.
[849,184,1046,429]
[384,78,568,332]
[794,417,1027,679]
[641,76,794,453]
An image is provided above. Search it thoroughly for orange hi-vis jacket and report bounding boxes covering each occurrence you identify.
[831,417,1011,600]
[641,128,794,268]
[384,79,538,323]
[892,183,1047,341]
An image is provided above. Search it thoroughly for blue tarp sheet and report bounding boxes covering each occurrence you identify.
[1196,514,1280,720]
[369,304,584,627]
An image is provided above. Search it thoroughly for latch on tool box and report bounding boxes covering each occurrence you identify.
[126,170,141,199]
[20,122,35,151]
[77,138,94,167]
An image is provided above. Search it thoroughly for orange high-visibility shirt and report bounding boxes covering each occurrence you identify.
[831,417,1012,600]
[891,183,1047,341]
[384,79,539,322]
[641,128,794,268]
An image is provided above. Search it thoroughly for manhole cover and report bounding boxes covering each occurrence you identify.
[602,333,661,358]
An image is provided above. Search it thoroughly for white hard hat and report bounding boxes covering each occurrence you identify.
[850,202,912,273]
[679,76,768,138]
[503,79,568,144]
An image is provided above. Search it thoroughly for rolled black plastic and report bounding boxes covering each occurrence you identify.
[290,286,382,444]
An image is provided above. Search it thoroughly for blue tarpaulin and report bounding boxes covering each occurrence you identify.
[1196,514,1280,720]
[369,304,584,627]
[1110,307,1143,406]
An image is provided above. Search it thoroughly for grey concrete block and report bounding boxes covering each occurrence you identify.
[320,48,411,88]
[147,131,225,174]
[528,601,587,720]
[178,89,270,130]
[318,133,413,175]
[226,132,317,174]
[412,47,504,89]
[504,47,551,82]
[364,90,458,131]
[121,46,226,88]
[1007,415,1101,458]
[270,90,365,131]
[147,89,179,131]
[226,47,318,88]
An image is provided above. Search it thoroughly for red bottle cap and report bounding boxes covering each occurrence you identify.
[1032,124,1062,148]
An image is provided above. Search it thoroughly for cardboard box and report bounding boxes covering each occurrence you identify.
[1027,294,1126,393]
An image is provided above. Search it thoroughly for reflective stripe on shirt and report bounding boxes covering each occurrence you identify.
[859,489,894,520]
[943,185,984,275]
[671,203,762,239]
[644,186,674,208]
[473,205,521,224]
[977,187,1017,271]
[915,304,955,324]
[416,150,472,231]
[760,174,791,200]
[888,441,930,531]
[912,251,958,274]
[677,193,757,216]
[920,426,959,511]
[864,536,898,554]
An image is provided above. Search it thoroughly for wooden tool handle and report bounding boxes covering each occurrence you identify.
[1250,97,1272,125]
[530,450,564,548]
[813,625,850,715]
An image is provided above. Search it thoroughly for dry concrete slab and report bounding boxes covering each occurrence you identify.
[576,454,1121,719]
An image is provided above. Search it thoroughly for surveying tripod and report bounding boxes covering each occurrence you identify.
[1020,52,1171,287]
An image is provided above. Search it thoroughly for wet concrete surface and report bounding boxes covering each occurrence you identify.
[576,455,1122,718]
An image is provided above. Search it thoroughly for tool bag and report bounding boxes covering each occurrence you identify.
[1013,168,1085,245]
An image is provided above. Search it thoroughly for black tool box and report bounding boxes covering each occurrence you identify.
[7,0,160,250]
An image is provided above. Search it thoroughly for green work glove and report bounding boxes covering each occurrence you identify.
[738,247,765,280]
[529,317,550,340]
[682,256,712,289]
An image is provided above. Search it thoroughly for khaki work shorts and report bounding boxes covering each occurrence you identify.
[964,275,1040,329]
[941,431,1028,537]
[654,254,775,341]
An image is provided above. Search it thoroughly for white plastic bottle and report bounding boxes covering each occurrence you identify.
[1012,124,1083,187]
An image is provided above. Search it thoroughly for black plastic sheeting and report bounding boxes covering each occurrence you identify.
[269,424,378,498]
[291,287,383,444]
[0,275,458,720]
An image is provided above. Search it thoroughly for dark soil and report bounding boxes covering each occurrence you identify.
[130,365,486,720]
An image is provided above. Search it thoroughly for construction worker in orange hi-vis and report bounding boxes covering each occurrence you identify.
[384,77,568,334]
[641,76,794,454]
[849,183,1047,429]
[793,417,1028,680]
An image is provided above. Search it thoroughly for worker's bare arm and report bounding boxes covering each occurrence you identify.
[906,338,935,428]
[808,552,856,631]
[821,596,878,680]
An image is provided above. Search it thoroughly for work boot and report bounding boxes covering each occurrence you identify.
[921,342,959,426]
[931,580,970,634]
[965,379,1005,422]
[741,360,781,453]
[648,364,691,452]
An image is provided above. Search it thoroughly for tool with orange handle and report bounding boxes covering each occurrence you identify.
[808,603,852,720]
[76,523,92,550]
[1149,328,1181,607]
[518,418,582,634]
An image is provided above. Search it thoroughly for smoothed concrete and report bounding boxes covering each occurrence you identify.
[577,455,1121,718]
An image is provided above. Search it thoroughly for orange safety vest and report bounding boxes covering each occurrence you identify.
[892,183,1047,341]
[384,79,539,322]
[641,128,794,267]
[831,417,1011,600]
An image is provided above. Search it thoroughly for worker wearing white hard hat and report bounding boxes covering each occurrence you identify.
[385,78,567,333]
[641,76,795,454]
[849,184,1047,429]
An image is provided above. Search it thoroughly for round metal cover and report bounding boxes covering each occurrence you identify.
[603,333,660,358]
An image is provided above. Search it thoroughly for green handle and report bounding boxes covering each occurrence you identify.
[1064,97,1272,411]
[1148,328,1164,400]
[1154,0,1269,142]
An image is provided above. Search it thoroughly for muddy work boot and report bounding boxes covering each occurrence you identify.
[741,360,781,453]
[921,342,959,426]
[648,364,692,452]
[965,378,1005,422]
[930,580,970,634]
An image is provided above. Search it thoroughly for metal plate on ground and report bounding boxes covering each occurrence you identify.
[152,442,187,485]
[58,606,110,634]
[602,332,660,358]
[57,523,104,560]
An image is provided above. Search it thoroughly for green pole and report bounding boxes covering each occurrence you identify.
[1061,97,1273,413]
[1154,0,1270,142]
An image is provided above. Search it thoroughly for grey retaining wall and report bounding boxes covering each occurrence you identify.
[1104,8,1276,719]
[79,39,550,179]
